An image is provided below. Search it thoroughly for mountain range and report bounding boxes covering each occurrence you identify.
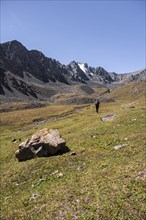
[0,40,145,102]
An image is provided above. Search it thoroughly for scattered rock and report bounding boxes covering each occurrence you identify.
[130,118,137,121]
[77,165,84,171]
[12,138,17,142]
[100,114,117,122]
[51,170,59,175]
[56,172,63,178]
[114,144,128,150]
[30,193,39,200]
[121,102,136,109]
[15,128,70,161]
[31,184,35,188]
[90,135,96,138]
[77,166,83,171]
[15,182,19,186]
[51,170,63,178]
[39,176,46,181]
[12,138,21,143]
[74,198,80,203]
[70,152,77,156]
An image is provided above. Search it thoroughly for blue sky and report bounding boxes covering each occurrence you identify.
[1,0,145,73]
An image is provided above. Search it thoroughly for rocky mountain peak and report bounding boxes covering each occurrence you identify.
[1,40,27,57]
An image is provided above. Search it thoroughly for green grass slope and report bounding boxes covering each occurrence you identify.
[0,95,145,219]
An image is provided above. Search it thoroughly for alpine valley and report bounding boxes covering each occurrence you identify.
[0,40,145,103]
[1,41,146,220]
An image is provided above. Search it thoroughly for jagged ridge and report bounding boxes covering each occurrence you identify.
[0,40,145,101]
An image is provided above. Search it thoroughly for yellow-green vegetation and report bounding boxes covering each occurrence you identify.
[0,89,146,219]
[107,81,146,101]
[0,104,80,133]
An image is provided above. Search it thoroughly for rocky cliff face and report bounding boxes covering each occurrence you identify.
[0,40,69,83]
[0,40,145,101]
[66,61,89,83]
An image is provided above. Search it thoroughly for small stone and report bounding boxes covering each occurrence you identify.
[12,138,17,142]
[12,138,19,143]
[130,118,137,121]
[77,166,84,171]
[114,144,128,150]
[90,135,96,138]
[52,170,59,175]
[56,172,63,178]
[39,177,46,181]
[30,194,39,200]
[70,152,77,156]
[75,199,80,203]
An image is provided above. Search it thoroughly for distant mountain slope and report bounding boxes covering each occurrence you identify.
[0,40,145,102]
[106,81,146,101]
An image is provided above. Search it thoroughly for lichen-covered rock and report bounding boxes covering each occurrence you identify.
[15,128,69,161]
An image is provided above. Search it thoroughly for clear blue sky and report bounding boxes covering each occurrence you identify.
[1,0,145,73]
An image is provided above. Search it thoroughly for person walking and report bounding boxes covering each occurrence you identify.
[95,99,100,113]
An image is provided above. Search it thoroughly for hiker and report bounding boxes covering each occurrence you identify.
[95,99,100,113]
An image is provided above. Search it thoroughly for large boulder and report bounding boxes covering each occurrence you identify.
[15,128,69,161]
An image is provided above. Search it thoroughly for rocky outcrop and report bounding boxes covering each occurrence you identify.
[15,128,69,161]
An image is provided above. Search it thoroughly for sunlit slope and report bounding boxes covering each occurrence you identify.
[107,81,146,101]
[0,97,145,219]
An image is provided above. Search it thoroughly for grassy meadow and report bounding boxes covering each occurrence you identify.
[0,84,146,219]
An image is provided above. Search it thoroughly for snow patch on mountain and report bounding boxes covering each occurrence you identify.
[78,63,94,76]
[78,63,87,73]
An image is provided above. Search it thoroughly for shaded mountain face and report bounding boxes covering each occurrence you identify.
[0,40,69,83]
[0,40,145,101]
